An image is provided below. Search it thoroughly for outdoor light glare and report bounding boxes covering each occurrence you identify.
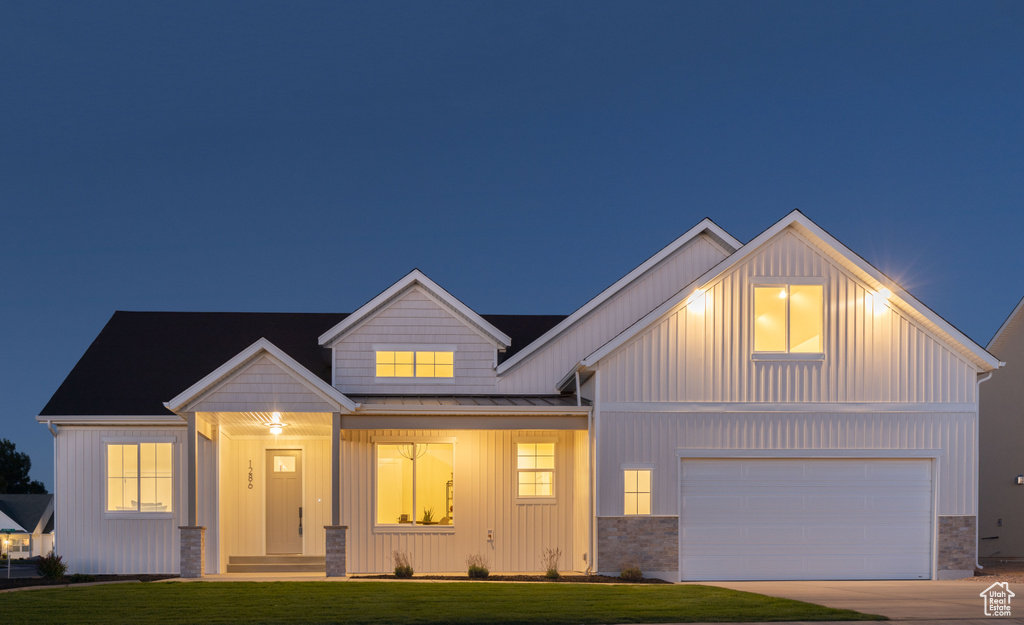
[270,425,283,435]
[271,412,282,423]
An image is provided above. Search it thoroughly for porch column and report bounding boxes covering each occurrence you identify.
[326,412,347,577]
[179,412,205,578]
[331,412,341,526]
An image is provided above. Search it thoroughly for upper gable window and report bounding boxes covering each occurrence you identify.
[754,285,823,353]
[376,350,454,378]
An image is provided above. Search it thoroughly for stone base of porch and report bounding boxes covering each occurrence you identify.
[179,526,206,578]
[325,525,348,577]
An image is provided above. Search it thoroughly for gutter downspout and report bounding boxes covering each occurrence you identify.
[47,420,57,555]
[975,370,995,570]
[591,369,600,575]
[579,370,593,574]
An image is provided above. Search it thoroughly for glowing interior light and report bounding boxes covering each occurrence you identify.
[778,288,788,299]
[270,425,283,435]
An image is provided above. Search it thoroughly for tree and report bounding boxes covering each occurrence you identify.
[0,438,47,494]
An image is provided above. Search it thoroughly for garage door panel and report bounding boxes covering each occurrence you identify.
[680,458,933,581]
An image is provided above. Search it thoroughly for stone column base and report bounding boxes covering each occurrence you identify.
[937,515,976,579]
[179,526,206,578]
[325,525,348,577]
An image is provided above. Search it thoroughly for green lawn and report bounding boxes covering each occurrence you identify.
[0,581,883,624]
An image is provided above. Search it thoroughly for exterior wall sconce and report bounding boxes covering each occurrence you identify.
[1016,475,1023,485]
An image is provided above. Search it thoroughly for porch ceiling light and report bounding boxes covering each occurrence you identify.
[268,411,288,436]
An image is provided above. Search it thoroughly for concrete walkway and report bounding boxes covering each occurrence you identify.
[697,579,1023,621]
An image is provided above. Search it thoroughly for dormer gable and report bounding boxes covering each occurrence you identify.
[318,269,511,350]
[325,270,511,395]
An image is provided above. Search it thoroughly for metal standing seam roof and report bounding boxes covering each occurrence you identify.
[348,395,590,407]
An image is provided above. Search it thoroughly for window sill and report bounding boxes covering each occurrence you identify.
[103,512,175,520]
[373,524,456,534]
[515,497,558,505]
[751,353,825,362]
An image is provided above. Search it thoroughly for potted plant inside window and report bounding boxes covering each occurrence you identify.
[420,507,437,525]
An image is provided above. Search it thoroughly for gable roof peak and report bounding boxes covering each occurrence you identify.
[318,269,512,349]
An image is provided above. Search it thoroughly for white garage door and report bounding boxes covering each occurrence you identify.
[679,458,933,581]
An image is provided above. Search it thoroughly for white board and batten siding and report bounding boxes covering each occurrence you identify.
[599,230,979,405]
[340,429,587,573]
[334,288,501,395]
[54,426,187,574]
[498,234,730,394]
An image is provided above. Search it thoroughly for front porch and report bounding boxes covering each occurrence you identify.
[181,410,591,578]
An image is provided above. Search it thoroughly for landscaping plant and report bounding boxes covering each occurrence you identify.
[540,547,561,579]
[466,553,489,579]
[619,558,643,581]
[37,553,68,579]
[392,550,414,578]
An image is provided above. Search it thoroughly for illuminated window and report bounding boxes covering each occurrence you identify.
[376,443,454,526]
[376,351,454,378]
[624,469,652,515]
[107,443,173,513]
[517,443,555,498]
[753,285,823,353]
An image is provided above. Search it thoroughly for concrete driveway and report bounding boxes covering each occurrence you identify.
[698,579,1023,622]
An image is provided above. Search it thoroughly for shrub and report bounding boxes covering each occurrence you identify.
[541,547,561,579]
[37,553,68,579]
[466,553,489,579]
[393,550,414,578]
[619,558,644,581]
[68,573,96,583]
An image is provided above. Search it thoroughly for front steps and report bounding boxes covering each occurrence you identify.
[226,555,326,573]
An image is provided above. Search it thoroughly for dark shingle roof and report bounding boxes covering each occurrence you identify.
[0,494,53,533]
[40,311,567,417]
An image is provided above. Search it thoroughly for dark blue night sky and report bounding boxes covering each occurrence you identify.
[3,1,1023,488]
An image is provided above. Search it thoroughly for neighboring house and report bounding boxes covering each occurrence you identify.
[979,296,1024,558]
[36,211,999,581]
[0,494,54,559]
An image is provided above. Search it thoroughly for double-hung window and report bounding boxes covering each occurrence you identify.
[516,442,555,498]
[106,442,173,513]
[376,442,454,526]
[753,284,824,354]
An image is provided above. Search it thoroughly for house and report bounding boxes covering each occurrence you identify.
[979,296,1024,559]
[0,494,55,559]
[36,210,999,581]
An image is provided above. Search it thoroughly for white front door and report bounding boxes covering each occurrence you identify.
[679,458,933,581]
[266,449,303,554]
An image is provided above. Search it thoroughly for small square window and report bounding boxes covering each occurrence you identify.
[754,285,823,353]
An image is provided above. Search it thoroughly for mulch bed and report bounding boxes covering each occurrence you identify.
[0,574,177,591]
[351,573,670,583]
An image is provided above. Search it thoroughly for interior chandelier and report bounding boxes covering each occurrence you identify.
[398,443,428,460]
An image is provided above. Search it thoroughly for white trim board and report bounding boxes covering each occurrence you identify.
[601,402,980,414]
[675,448,943,459]
[164,337,356,413]
[496,218,739,375]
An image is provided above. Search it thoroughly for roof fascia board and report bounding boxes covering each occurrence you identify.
[353,404,591,416]
[581,210,999,371]
[987,295,1024,350]
[36,415,186,426]
[165,337,356,413]
[318,269,511,348]
[787,213,1000,371]
[496,218,739,375]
